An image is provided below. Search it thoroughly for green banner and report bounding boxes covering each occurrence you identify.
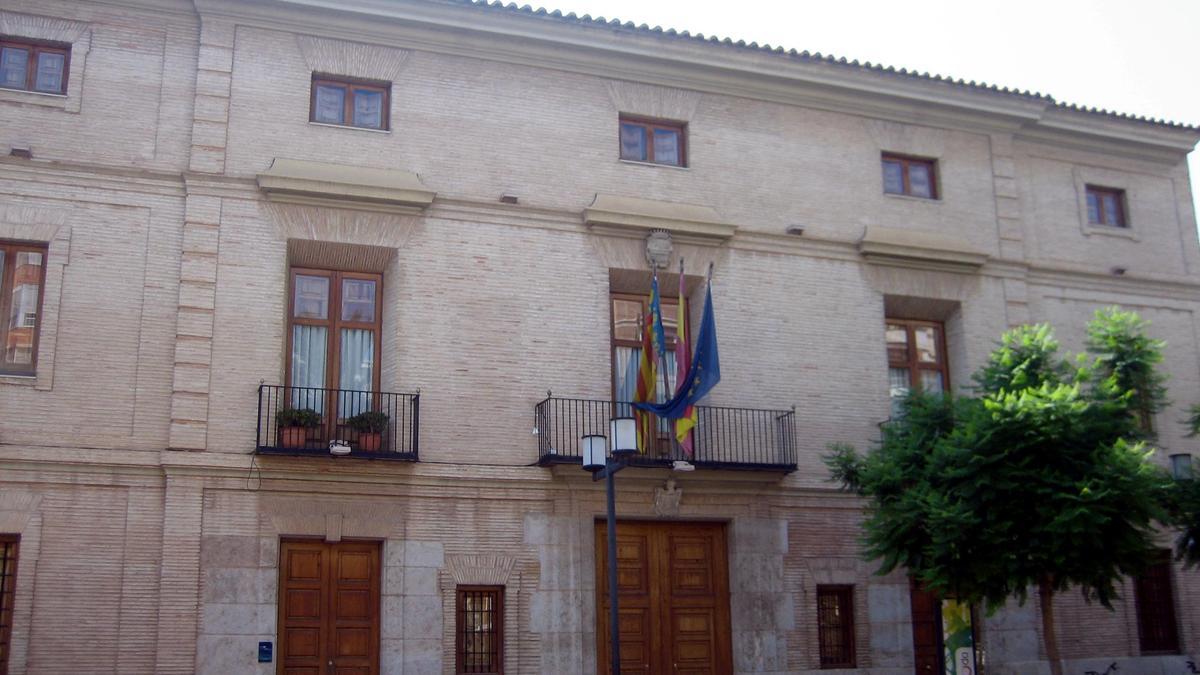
[941,599,977,675]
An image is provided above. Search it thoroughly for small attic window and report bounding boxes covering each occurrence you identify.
[310,74,390,131]
[0,38,69,94]
[1085,185,1127,228]
[619,116,686,167]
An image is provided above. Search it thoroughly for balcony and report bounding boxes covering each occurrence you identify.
[535,396,797,473]
[256,384,419,461]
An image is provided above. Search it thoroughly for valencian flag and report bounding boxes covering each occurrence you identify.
[632,302,658,453]
[634,271,720,421]
[633,272,670,453]
[648,272,668,365]
[673,264,697,456]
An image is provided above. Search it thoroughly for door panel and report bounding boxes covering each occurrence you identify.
[278,540,380,675]
[280,542,327,674]
[661,527,730,675]
[596,522,732,675]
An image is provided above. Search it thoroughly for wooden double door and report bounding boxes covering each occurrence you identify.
[595,521,733,675]
[278,540,381,675]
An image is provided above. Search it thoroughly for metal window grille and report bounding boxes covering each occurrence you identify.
[0,536,18,675]
[817,585,855,668]
[1135,551,1180,654]
[456,586,503,674]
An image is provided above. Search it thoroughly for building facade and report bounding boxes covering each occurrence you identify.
[0,0,1198,673]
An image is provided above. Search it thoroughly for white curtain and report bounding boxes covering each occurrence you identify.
[888,367,911,419]
[338,328,374,417]
[291,325,327,413]
[614,347,678,401]
[614,347,638,405]
[614,346,677,432]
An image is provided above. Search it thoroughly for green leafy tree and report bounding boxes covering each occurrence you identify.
[1168,402,1200,567]
[827,310,1174,675]
[1165,478,1200,567]
[1185,403,1200,438]
[1084,308,1168,435]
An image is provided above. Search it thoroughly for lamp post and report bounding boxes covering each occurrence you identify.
[582,416,638,675]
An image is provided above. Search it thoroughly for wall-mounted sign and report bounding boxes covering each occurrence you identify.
[258,641,273,663]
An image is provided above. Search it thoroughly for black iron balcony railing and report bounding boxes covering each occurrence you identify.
[256,384,419,460]
[535,395,797,472]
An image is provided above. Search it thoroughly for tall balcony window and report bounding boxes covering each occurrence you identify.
[255,268,419,458]
[886,319,949,417]
[0,242,46,376]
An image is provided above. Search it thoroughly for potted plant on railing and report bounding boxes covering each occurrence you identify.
[347,411,389,452]
[276,408,321,449]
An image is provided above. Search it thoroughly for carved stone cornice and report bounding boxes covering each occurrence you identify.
[584,194,735,242]
[257,157,436,214]
[857,225,989,273]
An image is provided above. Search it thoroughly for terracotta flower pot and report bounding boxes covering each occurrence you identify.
[358,432,383,452]
[280,426,308,449]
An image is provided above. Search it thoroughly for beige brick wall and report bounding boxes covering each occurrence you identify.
[0,0,1197,673]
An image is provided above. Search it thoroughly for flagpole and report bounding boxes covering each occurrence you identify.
[673,257,686,457]
[652,265,671,450]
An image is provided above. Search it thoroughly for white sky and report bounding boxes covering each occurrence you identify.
[536,0,1200,227]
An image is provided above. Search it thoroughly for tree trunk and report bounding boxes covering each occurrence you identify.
[1039,577,1063,675]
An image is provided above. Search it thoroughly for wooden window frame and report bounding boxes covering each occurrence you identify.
[0,241,48,377]
[1134,549,1180,655]
[886,318,950,396]
[0,535,18,675]
[456,585,504,675]
[0,38,70,95]
[618,115,687,167]
[286,267,383,394]
[609,291,685,401]
[816,584,856,669]
[882,153,939,199]
[609,291,686,454]
[309,74,391,131]
[1085,184,1128,228]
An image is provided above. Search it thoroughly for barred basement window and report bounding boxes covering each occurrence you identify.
[1134,550,1180,654]
[817,584,856,668]
[0,535,18,675]
[456,586,503,674]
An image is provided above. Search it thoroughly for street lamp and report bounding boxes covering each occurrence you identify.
[582,416,637,675]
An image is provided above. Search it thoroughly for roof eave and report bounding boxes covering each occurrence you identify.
[196,0,1198,152]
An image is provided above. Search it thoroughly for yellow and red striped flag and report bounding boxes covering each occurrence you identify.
[633,308,658,453]
[674,269,697,456]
